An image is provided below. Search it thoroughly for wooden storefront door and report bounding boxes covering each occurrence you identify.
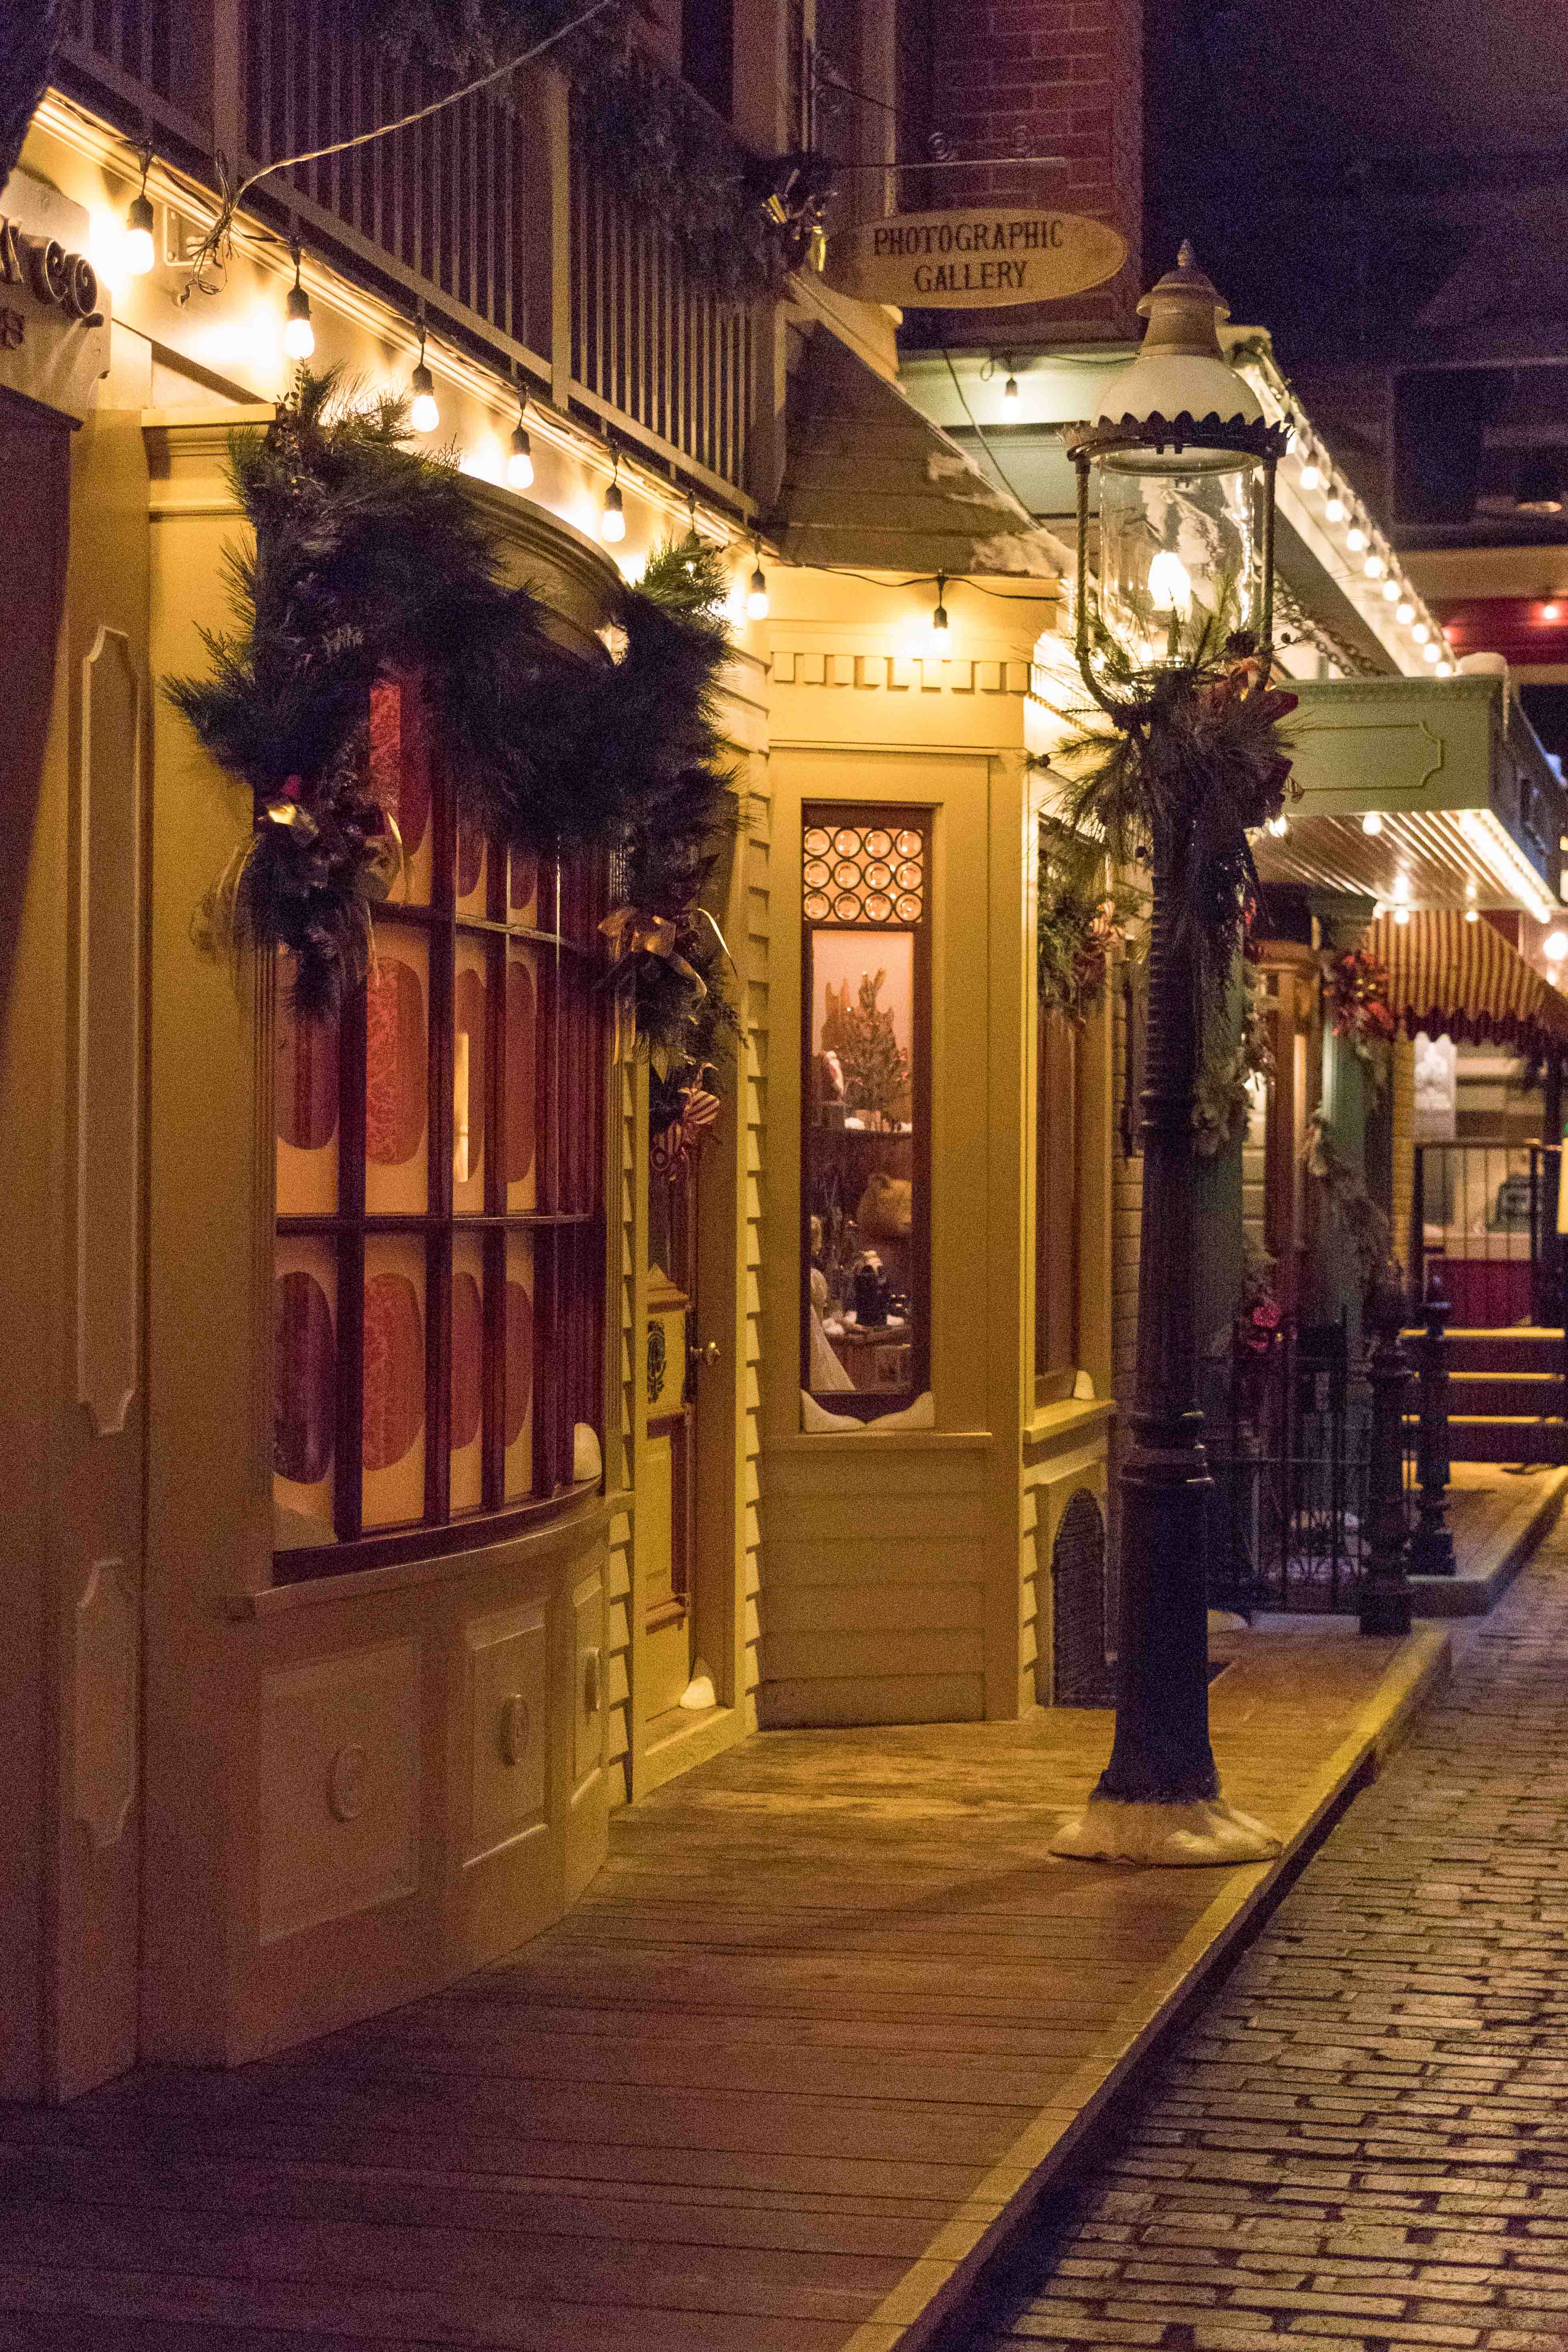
[643,1155,709,1721]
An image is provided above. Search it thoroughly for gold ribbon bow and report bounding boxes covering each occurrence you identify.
[598,904,737,1061]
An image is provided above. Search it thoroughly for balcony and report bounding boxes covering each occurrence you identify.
[55,0,761,506]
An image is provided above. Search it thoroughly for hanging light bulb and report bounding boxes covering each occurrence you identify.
[1546,930,1568,963]
[746,534,769,619]
[409,323,439,434]
[927,572,952,656]
[1325,490,1347,524]
[1362,810,1383,836]
[1001,361,1020,416]
[1300,451,1323,490]
[1346,521,1368,552]
[124,143,155,276]
[1436,658,1455,675]
[1464,904,1480,924]
[1147,547,1194,616]
[1381,577,1400,602]
[1364,551,1385,578]
[1413,620,1431,643]
[507,389,534,489]
[601,451,625,542]
[282,244,314,361]
[1396,599,1415,624]
[1266,812,1289,837]
[1423,641,1441,664]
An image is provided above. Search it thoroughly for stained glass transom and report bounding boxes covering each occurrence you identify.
[803,823,925,926]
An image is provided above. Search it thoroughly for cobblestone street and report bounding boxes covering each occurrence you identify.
[964,1538,1568,2352]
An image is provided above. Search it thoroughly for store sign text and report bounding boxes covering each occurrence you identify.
[0,217,103,327]
[825,208,1127,311]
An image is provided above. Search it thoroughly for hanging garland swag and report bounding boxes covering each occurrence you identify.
[168,369,740,1101]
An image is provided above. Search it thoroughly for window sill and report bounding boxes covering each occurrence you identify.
[230,1486,622,1619]
[1022,1395,1115,1448]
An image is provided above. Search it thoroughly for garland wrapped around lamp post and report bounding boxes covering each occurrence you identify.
[167,370,740,1114]
[1048,245,1295,1868]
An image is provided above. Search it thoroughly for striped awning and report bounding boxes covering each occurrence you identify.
[1367,912,1568,1062]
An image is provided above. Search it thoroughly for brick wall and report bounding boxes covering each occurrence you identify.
[898,0,1144,344]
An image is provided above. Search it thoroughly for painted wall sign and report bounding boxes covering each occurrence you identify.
[825,208,1127,310]
[0,171,112,423]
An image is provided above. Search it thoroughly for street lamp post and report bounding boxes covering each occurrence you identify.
[1051,247,1290,1866]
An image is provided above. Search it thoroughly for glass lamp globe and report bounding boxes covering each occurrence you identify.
[1072,245,1282,671]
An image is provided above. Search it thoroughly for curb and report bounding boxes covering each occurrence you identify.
[839,1624,1452,2352]
[1411,1466,1568,1617]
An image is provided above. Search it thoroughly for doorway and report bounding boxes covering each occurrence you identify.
[642,1147,715,1726]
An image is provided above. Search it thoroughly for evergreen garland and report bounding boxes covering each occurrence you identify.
[341,0,829,300]
[167,369,740,1085]
[1037,825,1143,1023]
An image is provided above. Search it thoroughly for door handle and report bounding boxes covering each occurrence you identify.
[688,1339,721,1372]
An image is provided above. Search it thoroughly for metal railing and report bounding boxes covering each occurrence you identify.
[1412,1139,1560,1327]
[55,0,761,503]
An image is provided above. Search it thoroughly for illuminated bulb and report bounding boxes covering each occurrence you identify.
[507,417,534,489]
[1423,640,1441,663]
[1395,905,1411,925]
[1325,492,1347,523]
[409,351,439,434]
[1147,548,1193,616]
[1413,620,1431,643]
[1362,810,1383,836]
[124,189,155,276]
[1394,875,1410,903]
[1397,599,1415,624]
[282,279,314,362]
[1464,905,1479,923]
[1544,601,1562,622]
[1266,812,1289,837]
[600,480,625,542]
[747,562,769,620]
[1382,578,1400,602]
[1546,930,1568,963]
[1436,658,1455,676]
[928,598,951,656]
[1364,552,1385,578]
[1001,371,1019,415]
[1300,456,1323,489]
[1347,522,1368,551]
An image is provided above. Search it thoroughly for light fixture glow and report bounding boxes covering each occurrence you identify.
[1544,601,1562,622]
[409,325,438,433]
[1147,548,1194,616]
[1346,522,1368,552]
[1423,641,1441,663]
[926,572,952,656]
[507,398,534,489]
[600,456,625,542]
[1393,874,1410,903]
[746,535,769,619]
[282,247,314,360]
[1266,812,1288,837]
[1381,578,1400,602]
[1436,658,1455,676]
[1394,905,1411,925]
[124,189,155,277]
[1365,552,1385,578]
[1300,455,1323,489]
[1546,930,1568,963]
[1001,368,1019,416]
[1397,599,1415,623]
[1362,810,1383,836]
[1325,491,1347,523]
[1464,905,1479,923]
[1413,621,1431,644]
[1458,805,1562,926]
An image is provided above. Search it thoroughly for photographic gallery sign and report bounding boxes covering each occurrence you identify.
[825,209,1127,310]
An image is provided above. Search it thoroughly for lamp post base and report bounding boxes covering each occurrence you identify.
[1049,1793,1282,1867]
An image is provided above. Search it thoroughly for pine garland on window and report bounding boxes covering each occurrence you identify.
[167,369,740,1095]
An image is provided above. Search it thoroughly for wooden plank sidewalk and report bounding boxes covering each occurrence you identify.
[0,1620,1448,2352]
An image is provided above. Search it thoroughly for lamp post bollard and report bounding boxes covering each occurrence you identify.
[1358,1272,1415,1636]
[1408,1278,1455,1579]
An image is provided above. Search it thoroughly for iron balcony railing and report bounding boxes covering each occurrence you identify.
[56,0,760,506]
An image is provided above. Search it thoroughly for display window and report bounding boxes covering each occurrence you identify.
[800,804,931,1419]
[272,673,606,1574]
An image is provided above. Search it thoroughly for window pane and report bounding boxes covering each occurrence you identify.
[801,811,928,1417]
[505,944,538,1210]
[367,671,433,906]
[275,952,338,1214]
[450,1232,485,1514]
[503,1230,535,1501]
[273,1239,337,1545]
[1037,1005,1080,1387]
[365,926,430,1215]
[453,938,487,1213]
[361,1234,427,1528]
[508,847,539,926]
[455,803,487,918]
